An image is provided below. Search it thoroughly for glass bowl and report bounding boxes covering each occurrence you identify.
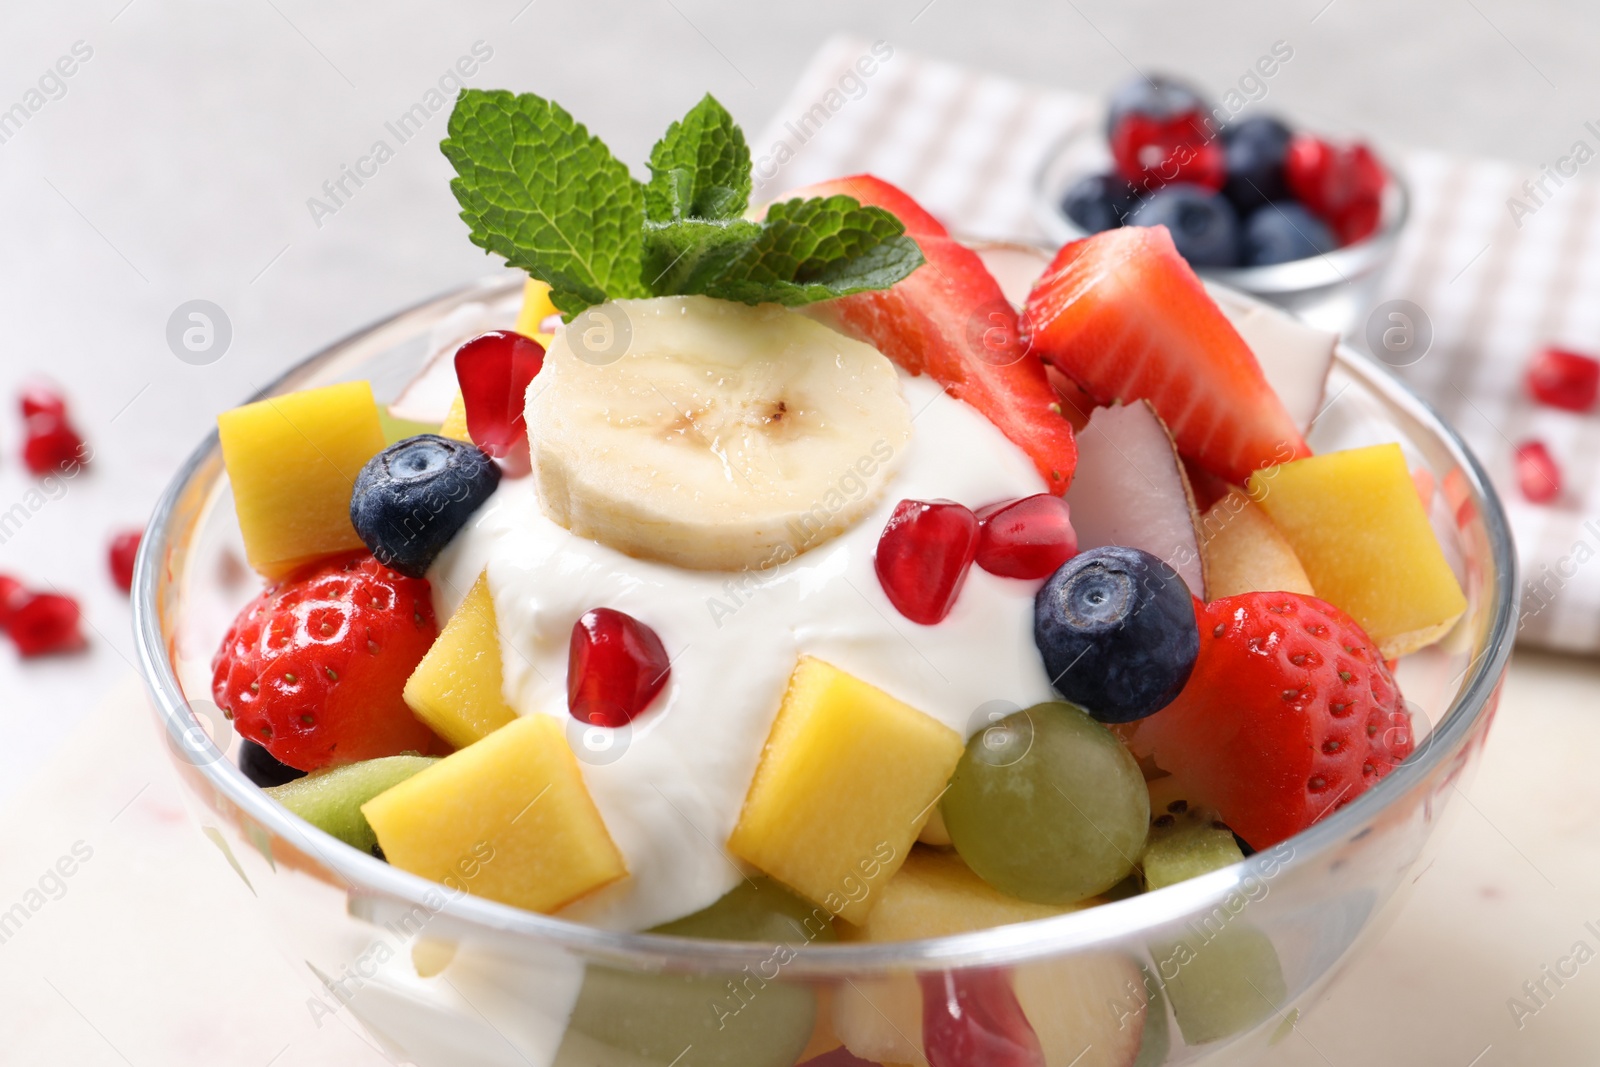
[1033,120,1410,336]
[132,263,1514,1067]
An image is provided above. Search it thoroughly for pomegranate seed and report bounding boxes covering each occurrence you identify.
[0,575,26,630]
[109,530,142,593]
[974,495,1078,580]
[22,413,88,475]
[1285,135,1386,243]
[874,499,979,625]
[454,331,545,460]
[1526,346,1600,412]
[919,970,1045,1067]
[9,592,86,657]
[568,607,670,727]
[1515,440,1562,504]
[19,382,67,420]
[1109,110,1224,192]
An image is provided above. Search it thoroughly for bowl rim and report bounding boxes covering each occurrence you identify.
[131,275,1517,977]
[1031,115,1412,294]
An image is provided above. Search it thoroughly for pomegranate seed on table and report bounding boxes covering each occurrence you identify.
[568,607,671,727]
[454,330,545,461]
[974,494,1077,579]
[109,530,142,593]
[9,592,86,657]
[22,414,88,475]
[19,382,68,420]
[919,969,1045,1067]
[1285,135,1386,243]
[1515,440,1562,504]
[875,499,980,625]
[1526,346,1600,412]
[0,575,26,630]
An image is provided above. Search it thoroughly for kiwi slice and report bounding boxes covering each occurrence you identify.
[265,755,437,853]
[1140,780,1286,1046]
[1140,797,1245,891]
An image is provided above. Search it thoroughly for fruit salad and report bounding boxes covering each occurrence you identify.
[1059,74,1392,269]
[203,90,1468,1064]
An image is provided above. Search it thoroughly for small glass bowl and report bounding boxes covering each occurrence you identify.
[1033,120,1410,336]
[133,263,1512,1067]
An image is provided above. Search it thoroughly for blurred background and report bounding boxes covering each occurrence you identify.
[2,1,1598,1062]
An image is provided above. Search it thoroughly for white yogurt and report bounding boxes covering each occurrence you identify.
[431,373,1058,931]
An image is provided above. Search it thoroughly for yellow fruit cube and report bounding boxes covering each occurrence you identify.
[362,714,625,913]
[728,657,963,926]
[403,572,518,748]
[834,850,1143,1067]
[852,848,1079,940]
[514,277,559,342]
[1248,444,1466,658]
[438,391,472,443]
[217,381,388,578]
[1198,488,1315,599]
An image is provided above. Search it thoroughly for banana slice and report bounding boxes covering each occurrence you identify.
[526,296,911,572]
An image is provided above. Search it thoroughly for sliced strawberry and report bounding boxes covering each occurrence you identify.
[1023,226,1309,486]
[1118,592,1412,850]
[778,175,1078,494]
[779,174,950,238]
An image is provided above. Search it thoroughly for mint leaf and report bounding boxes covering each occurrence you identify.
[675,195,925,306]
[642,217,761,295]
[645,94,751,223]
[442,89,647,315]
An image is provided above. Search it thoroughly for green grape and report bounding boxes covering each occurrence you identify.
[942,701,1148,903]
[558,878,824,1067]
[651,876,837,946]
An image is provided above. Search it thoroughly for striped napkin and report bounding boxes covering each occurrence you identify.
[755,35,1600,653]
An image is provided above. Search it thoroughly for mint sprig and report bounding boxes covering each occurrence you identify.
[442,91,648,316]
[443,90,924,317]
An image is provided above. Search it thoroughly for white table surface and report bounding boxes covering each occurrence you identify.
[2,2,1597,1063]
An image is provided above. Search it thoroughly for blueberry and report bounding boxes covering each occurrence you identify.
[238,739,306,787]
[1221,115,1293,211]
[1034,546,1199,724]
[350,434,501,578]
[1127,185,1241,268]
[1242,203,1337,266]
[1062,173,1136,233]
[1105,74,1213,138]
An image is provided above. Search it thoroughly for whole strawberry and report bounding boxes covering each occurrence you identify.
[1118,591,1413,850]
[212,552,441,771]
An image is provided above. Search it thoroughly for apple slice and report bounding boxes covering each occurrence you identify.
[1066,400,1207,598]
[832,850,1146,1067]
[1198,487,1315,599]
[1206,284,1336,437]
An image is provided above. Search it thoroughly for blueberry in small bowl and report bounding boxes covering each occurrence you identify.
[1222,114,1293,212]
[1243,202,1337,267]
[1126,185,1241,268]
[1060,173,1136,235]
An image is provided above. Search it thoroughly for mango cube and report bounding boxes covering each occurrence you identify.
[728,657,963,925]
[217,381,387,578]
[403,572,518,749]
[438,392,472,443]
[514,276,559,342]
[361,714,625,913]
[1248,443,1466,658]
